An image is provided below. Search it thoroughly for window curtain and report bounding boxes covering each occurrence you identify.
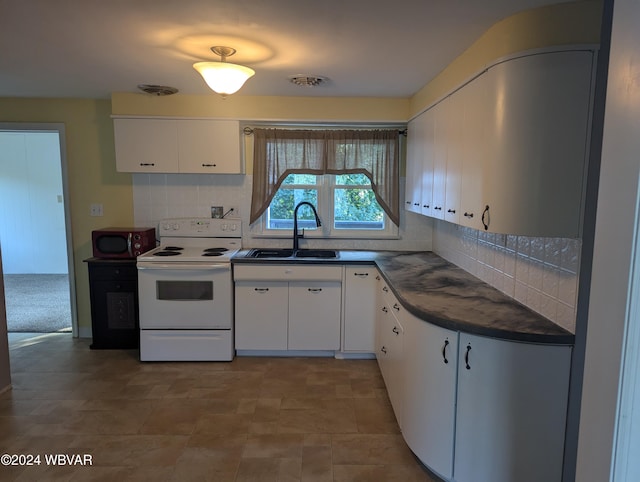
[250,128,400,226]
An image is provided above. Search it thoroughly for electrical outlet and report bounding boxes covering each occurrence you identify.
[90,203,103,217]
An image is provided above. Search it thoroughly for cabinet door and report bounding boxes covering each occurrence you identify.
[431,97,450,219]
[483,50,593,236]
[288,282,341,350]
[459,72,489,229]
[454,333,572,482]
[114,118,179,172]
[405,114,424,214]
[234,281,288,350]
[443,89,463,225]
[402,313,458,479]
[343,266,378,352]
[420,107,435,217]
[177,120,243,173]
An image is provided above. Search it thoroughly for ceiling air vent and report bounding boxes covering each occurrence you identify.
[137,84,179,96]
[288,75,327,87]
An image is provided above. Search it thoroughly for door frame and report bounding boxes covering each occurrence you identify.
[0,122,77,336]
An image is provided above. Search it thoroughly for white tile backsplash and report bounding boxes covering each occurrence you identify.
[432,220,580,333]
[132,174,433,252]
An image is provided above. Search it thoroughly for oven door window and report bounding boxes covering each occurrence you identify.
[156,280,213,301]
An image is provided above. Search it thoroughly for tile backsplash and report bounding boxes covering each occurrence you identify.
[132,174,432,252]
[431,219,580,333]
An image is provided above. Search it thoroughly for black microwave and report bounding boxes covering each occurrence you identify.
[91,227,156,259]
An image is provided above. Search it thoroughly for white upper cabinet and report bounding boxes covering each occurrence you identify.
[431,96,450,219]
[114,118,179,172]
[420,108,435,217]
[177,119,242,173]
[482,50,593,236]
[405,114,424,214]
[410,48,594,237]
[114,118,243,174]
[459,72,489,229]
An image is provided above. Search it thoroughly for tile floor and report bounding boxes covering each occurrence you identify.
[0,334,437,481]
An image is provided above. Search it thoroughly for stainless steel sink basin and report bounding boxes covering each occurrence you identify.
[294,249,338,258]
[247,248,294,258]
[245,248,338,259]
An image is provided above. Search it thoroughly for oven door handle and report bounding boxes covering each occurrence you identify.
[137,263,231,271]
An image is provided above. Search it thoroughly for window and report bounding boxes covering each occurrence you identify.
[250,127,401,238]
[262,173,396,238]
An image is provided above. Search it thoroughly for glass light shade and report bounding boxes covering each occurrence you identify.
[193,61,255,95]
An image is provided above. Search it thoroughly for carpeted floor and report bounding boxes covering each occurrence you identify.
[3,274,72,332]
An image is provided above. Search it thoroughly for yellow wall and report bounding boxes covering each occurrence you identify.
[409,0,603,117]
[0,98,133,332]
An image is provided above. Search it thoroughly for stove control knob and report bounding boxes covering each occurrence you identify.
[172,223,179,230]
[162,223,171,231]
[134,242,141,249]
[230,224,237,231]
[221,224,228,231]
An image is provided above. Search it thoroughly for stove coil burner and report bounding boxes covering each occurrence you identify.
[202,247,228,257]
[154,250,182,256]
[163,246,184,251]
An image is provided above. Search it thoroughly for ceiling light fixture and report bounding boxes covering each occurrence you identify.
[193,46,255,97]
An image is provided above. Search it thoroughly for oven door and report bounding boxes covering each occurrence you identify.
[137,263,232,329]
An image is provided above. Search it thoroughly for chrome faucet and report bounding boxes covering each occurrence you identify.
[293,201,322,251]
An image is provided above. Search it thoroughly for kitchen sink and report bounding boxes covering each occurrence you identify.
[294,249,338,258]
[247,248,294,258]
[245,248,338,259]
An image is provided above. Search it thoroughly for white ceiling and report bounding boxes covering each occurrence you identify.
[0,0,571,99]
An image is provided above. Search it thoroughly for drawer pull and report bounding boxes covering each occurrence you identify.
[442,339,450,364]
[353,272,369,277]
[254,288,269,292]
[392,303,400,312]
[381,346,387,354]
[308,288,322,292]
[392,326,399,335]
[382,286,389,292]
[465,344,472,370]
[464,212,474,218]
[140,162,155,166]
[381,306,388,313]
[202,163,217,167]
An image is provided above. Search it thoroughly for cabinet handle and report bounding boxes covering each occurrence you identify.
[423,204,430,208]
[414,203,420,206]
[308,288,323,292]
[353,272,369,277]
[465,344,472,370]
[381,306,388,313]
[381,346,387,354]
[442,339,450,364]
[392,326,399,335]
[464,212,474,218]
[139,162,155,166]
[202,163,217,167]
[382,286,389,292]
[447,209,456,214]
[434,206,442,211]
[254,288,269,292]
[405,201,411,205]
[481,205,490,231]
[375,275,381,281]
[392,303,400,312]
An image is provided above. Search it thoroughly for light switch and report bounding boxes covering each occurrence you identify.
[90,203,103,216]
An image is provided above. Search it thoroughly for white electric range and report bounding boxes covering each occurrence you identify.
[136,217,242,361]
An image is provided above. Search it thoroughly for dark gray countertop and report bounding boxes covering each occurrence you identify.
[231,249,574,345]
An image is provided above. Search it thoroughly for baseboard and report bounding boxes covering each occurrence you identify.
[77,326,92,339]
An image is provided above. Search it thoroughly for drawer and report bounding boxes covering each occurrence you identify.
[233,264,343,282]
[89,265,138,280]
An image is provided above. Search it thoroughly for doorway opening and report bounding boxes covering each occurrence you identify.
[0,125,77,336]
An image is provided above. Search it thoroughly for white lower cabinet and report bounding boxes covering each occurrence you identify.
[288,282,341,350]
[402,312,458,480]
[342,266,378,353]
[454,334,571,482]
[399,307,572,482]
[375,275,405,427]
[233,265,342,351]
[234,281,288,350]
